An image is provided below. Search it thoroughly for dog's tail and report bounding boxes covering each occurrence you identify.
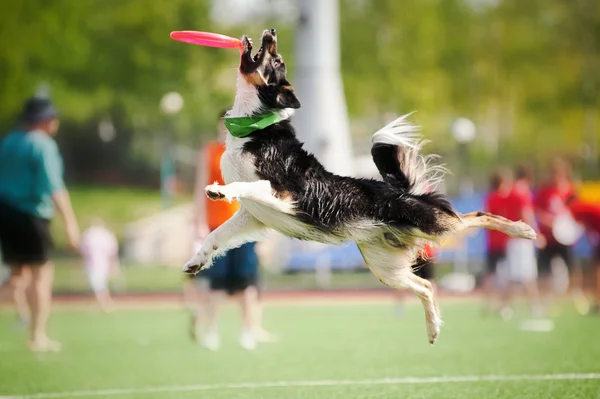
[370,113,447,196]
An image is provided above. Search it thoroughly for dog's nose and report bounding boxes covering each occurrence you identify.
[270,29,276,36]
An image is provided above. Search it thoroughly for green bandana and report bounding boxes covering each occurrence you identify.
[223,112,282,138]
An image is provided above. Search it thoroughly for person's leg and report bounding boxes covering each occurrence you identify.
[199,249,230,350]
[183,276,209,341]
[522,243,542,318]
[182,277,200,339]
[482,254,500,315]
[561,244,589,315]
[95,290,114,313]
[252,280,277,341]
[89,268,114,313]
[507,239,541,318]
[0,264,29,319]
[0,265,29,323]
[13,267,31,325]
[201,287,226,350]
[227,243,260,349]
[182,278,198,310]
[537,246,554,311]
[233,242,275,343]
[27,261,60,351]
[229,281,262,350]
[239,285,258,332]
[594,257,600,313]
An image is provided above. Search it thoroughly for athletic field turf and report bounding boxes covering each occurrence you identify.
[1,300,599,399]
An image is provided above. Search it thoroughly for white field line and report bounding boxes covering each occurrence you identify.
[1,373,599,399]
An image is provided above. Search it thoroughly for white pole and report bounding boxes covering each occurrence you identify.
[294,0,354,176]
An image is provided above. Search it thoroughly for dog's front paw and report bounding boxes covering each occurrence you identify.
[205,184,234,202]
[241,34,252,52]
[182,252,212,275]
[508,221,537,240]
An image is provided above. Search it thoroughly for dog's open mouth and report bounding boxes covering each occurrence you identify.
[240,29,276,73]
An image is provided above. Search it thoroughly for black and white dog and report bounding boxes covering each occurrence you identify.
[183,29,536,343]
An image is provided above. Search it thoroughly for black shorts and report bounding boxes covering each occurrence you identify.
[412,261,435,280]
[538,244,574,276]
[0,202,53,266]
[486,251,506,274]
[210,274,258,295]
[206,242,258,295]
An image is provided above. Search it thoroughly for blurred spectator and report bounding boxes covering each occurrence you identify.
[182,233,210,341]
[534,158,588,314]
[80,217,119,312]
[483,168,512,316]
[566,196,600,314]
[190,110,274,351]
[501,164,541,318]
[0,96,80,352]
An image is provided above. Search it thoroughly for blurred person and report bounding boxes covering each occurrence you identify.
[183,231,210,341]
[565,196,600,314]
[80,218,119,312]
[501,164,542,318]
[0,96,80,351]
[483,168,512,316]
[394,244,436,317]
[0,267,31,329]
[191,110,274,350]
[534,158,588,314]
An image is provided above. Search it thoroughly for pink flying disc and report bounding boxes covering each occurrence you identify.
[170,31,242,49]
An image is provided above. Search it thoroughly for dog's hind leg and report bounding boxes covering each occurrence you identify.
[182,208,267,274]
[205,181,296,214]
[359,245,442,344]
[401,272,442,344]
[459,211,536,240]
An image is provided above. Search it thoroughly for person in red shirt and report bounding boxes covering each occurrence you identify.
[501,164,542,318]
[483,168,513,315]
[566,196,600,313]
[534,158,586,313]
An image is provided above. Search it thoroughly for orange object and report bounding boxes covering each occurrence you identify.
[205,141,239,229]
[421,244,435,259]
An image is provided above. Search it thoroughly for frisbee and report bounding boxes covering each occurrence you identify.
[552,212,585,245]
[170,31,242,49]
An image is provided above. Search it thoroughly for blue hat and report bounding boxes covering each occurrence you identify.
[21,96,59,123]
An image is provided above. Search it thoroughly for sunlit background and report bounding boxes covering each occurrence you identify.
[1,1,599,398]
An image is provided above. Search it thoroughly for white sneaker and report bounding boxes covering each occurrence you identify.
[239,330,257,350]
[201,331,220,351]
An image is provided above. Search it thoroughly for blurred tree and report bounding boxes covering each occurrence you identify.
[339,0,599,187]
[0,0,598,188]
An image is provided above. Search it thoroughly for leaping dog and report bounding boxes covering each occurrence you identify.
[183,29,536,344]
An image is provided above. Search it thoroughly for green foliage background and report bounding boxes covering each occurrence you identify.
[0,0,598,188]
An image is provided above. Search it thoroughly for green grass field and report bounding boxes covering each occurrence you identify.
[50,260,394,294]
[1,300,599,398]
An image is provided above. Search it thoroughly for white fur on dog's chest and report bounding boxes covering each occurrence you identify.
[220,134,334,242]
[221,136,258,184]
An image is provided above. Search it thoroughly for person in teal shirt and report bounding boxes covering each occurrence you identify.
[0,96,80,352]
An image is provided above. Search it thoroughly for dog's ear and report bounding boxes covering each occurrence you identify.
[259,82,301,110]
[275,84,301,109]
